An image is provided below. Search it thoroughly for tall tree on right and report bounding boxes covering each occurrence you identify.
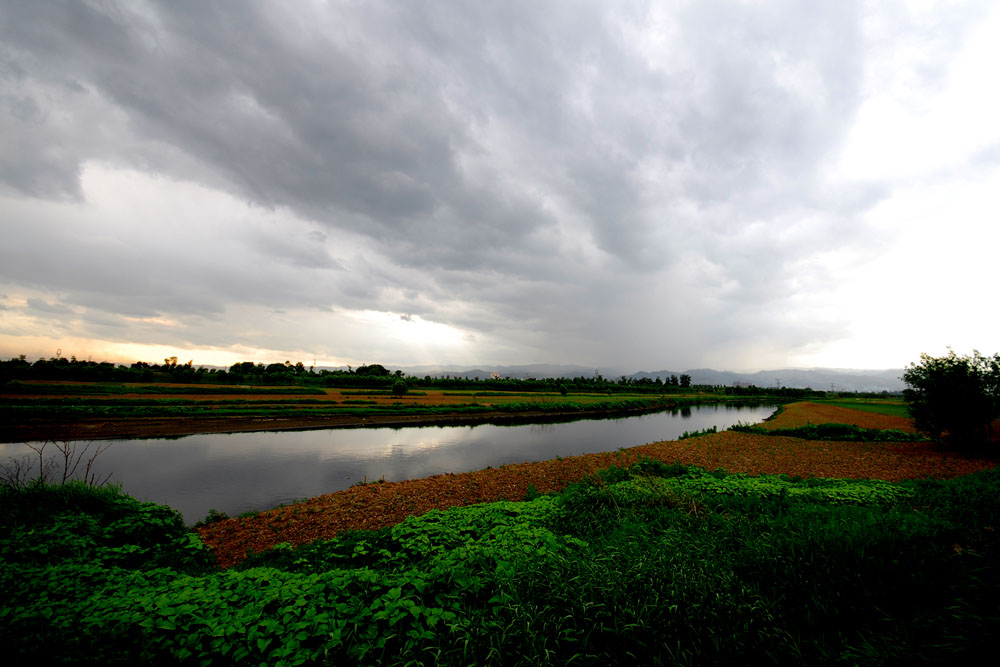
[902,349,1000,447]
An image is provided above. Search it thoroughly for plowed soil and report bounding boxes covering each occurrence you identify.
[762,401,917,432]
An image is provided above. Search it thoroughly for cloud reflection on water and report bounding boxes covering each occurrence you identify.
[8,403,775,522]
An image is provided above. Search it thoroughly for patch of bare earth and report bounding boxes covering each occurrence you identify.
[762,401,917,432]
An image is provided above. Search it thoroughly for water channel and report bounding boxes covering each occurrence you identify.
[5,402,777,523]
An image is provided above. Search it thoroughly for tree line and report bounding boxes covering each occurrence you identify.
[0,355,828,397]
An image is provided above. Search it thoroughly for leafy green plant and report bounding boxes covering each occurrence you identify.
[195,508,230,527]
[3,464,999,665]
[679,425,718,439]
[729,421,926,442]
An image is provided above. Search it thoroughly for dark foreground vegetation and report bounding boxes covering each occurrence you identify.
[3,459,998,665]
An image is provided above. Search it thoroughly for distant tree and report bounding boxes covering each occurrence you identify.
[903,350,1000,447]
[356,364,391,377]
[391,380,408,397]
[679,374,692,388]
[230,361,258,375]
[668,375,679,387]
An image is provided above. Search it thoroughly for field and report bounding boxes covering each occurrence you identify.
[763,399,916,430]
[0,381,732,442]
[3,400,999,664]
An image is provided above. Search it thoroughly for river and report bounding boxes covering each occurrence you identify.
[3,402,777,523]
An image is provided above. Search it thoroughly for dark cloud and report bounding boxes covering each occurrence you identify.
[0,1,993,368]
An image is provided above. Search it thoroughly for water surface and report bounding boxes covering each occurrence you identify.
[3,402,776,523]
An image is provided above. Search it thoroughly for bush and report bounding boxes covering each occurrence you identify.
[903,350,1000,446]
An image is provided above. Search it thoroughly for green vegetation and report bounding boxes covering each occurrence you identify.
[4,462,998,664]
[1,394,714,423]
[815,398,911,418]
[903,349,1000,446]
[341,390,427,396]
[2,381,327,395]
[730,421,927,442]
[677,425,718,440]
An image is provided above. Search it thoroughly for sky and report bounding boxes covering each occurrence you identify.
[1,0,999,373]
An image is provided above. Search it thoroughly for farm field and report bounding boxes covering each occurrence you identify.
[4,400,999,664]
[0,381,731,442]
[762,399,917,431]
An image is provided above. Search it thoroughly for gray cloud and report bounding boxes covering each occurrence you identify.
[25,297,74,315]
[0,1,994,369]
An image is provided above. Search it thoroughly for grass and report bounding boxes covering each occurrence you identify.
[3,462,998,665]
[730,421,927,442]
[816,397,910,418]
[1,392,724,424]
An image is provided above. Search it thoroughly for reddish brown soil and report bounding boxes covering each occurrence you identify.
[197,405,1000,568]
[762,401,917,432]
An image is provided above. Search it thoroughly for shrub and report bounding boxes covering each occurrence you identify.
[903,350,1000,446]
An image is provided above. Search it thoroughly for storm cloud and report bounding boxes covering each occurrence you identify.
[1,1,998,370]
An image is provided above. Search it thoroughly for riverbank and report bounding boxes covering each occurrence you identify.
[4,405,690,442]
[197,401,1000,568]
[1,388,763,442]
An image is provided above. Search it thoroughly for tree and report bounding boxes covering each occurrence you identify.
[391,380,408,397]
[679,374,691,388]
[902,350,1000,446]
[356,364,391,377]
